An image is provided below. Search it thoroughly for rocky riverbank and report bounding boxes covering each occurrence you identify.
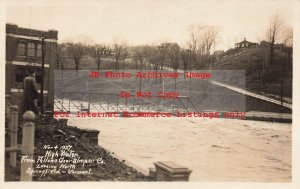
[5,117,153,181]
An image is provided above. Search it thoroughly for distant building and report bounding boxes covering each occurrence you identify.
[6,23,58,112]
[260,40,270,47]
[235,38,258,48]
[260,40,287,51]
[158,42,180,50]
[98,46,113,55]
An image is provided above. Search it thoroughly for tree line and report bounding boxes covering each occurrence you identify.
[56,15,292,76]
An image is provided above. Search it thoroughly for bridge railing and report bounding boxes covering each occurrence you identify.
[54,91,197,114]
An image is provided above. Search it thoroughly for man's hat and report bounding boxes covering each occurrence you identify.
[27,68,36,74]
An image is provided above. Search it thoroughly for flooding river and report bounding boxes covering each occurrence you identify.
[67,117,291,182]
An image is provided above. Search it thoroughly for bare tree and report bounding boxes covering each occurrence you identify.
[132,45,150,90]
[203,26,219,55]
[282,26,293,71]
[89,44,110,71]
[187,24,204,53]
[148,47,165,70]
[65,37,89,73]
[121,48,129,71]
[166,43,181,91]
[187,24,218,69]
[167,44,180,71]
[56,43,67,69]
[133,45,149,71]
[181,49,191,78]
[266,15,284,65]
[147,47,158,70]
[113,41,127,70]
[147,46,165,83]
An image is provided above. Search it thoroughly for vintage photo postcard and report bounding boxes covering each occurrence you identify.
[1,0,300,188]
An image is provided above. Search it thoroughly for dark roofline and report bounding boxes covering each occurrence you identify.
[6,23,58,40]
[235,40,258,45]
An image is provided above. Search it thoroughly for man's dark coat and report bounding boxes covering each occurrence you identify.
[22,75,39,114]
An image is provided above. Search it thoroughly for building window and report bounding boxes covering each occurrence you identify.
[37,44,42,57]
[15,67,25,83]
[35,75,42,83]
[17,41,26,56]
[27,42,35,57]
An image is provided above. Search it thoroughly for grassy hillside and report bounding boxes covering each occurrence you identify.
[214,47,292,98]
[54,70,291,113]
[59,46,292,99]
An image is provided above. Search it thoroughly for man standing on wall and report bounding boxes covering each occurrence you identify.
[22,69,39,114]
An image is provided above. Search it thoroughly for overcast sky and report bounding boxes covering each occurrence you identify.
[6,0,293,51]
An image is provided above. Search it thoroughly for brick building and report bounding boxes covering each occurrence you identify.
[5,23,58,113]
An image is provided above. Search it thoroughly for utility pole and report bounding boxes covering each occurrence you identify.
[40,37,45,114]
[189,50,192,109]
[96,47,101,71]
[280,79,283,112]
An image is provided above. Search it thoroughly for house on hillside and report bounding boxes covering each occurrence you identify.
[235,38,258,48]
[260,40,288,51]
[260,40,270,47]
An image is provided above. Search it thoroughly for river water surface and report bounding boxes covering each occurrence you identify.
[67,116,291,182]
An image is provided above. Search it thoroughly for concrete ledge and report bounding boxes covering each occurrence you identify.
[81,129,100,145]
[153,161,192,181]
[218,111,292,123]
[244,111,292,123]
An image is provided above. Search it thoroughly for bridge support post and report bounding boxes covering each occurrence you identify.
[21,111,35,181]
[9,105,18,167]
